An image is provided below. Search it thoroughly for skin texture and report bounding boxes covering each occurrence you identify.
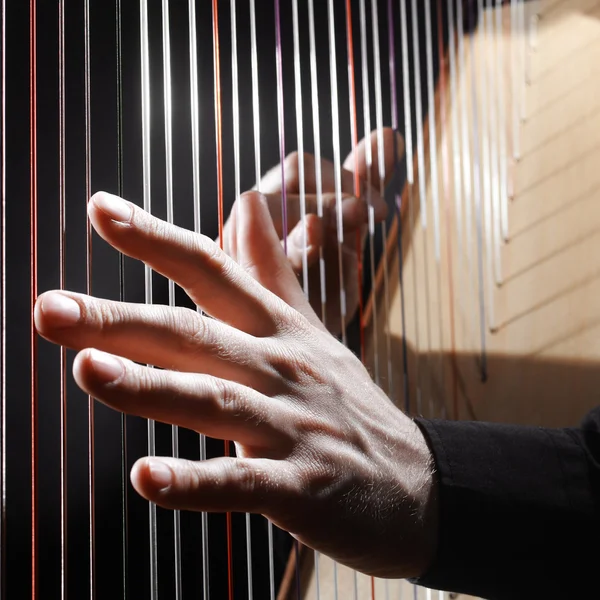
[33,130,438,579]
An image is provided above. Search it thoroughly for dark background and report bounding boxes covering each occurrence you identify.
[0,0,471,597]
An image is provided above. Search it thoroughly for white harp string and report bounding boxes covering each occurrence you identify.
[483,3,504,286]
[139,2,159,598]
[423,0,447,414]
[359,0,380,386]
[371,0,395,396]
[228,2,255,596]
[306,2,325,595]
[307,0,327,328]
[187,2,211,596]
[411,0,434,413]
[457,0,488,380]
[292,0,309,296]
[327,0,348,349]
[248,2,277,597]
[84,0,96,596]
[495,0,509,242]
[161,2,183,597]
[399,0,422,412]
[476,0,498,332]
[58,1,68,597]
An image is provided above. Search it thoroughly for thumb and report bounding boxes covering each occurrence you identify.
[235,191,325,330]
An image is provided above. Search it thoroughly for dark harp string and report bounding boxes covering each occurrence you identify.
[115,0,129,597]
[211,2,235,598]
[387,0,410,412]
[84,0,97,596]
[437,0,458,421]
[58,1,68,596]
[29,0,39,596]
[0,0,5,595]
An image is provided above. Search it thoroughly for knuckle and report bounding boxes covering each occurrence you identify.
[232,460,258,495]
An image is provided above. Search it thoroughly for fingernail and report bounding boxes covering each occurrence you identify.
[41,293,81,327]
[148,459,173,491]
[89,349,124,384]
[93,193,132,223]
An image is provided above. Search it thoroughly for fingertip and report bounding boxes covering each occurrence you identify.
[73,348,125,393]
[131,457,174,498]
[89,191,134,227]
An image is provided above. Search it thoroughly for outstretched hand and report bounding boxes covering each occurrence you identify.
[223,128,403,335]
[34,188,436,579]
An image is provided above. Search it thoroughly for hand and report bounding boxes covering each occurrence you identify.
[223,128,403,336]
[34,190,436,579]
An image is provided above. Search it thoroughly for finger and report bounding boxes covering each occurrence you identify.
[343,128,404,191]
[233,192,325,330]
[285,215,322,275]
[34,290,268,388]
[73,348,296,447]
[130,455,300,516]
[260,152,356,196]
[88,191,283,337]
[256,193,380,238]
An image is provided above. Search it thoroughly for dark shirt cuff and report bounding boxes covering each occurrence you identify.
[410,415,599,599]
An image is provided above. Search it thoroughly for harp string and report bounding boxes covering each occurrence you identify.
[475,0,498,333]
[138,2,159,598]
[346,0,367,368]
[495,0,509,243]
[358,0,379,388]
[274,0,288,255]
[327,0,348,349]
[306,1,325,594]
[115,0,130,596]
[160,2,184,597]
[457,0,488,381]
[291,0,309,302]
[247,3,278,598]
[187,2,211,596]
[411,0,435,409]
[423,0,447,415]
[371,0,394,399]
[228,2,257,597]
[387,0,410,411]
[307,0,328,329]
[211,2,235,598]
[483,3,503,287]
[399,0,421,413]
[0,0,5,597]
[58,1,68,596]
[0,0,3,593]
[83,0,97,596]
[29,0,39,596]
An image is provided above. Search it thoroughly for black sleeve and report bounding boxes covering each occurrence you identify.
[410,408,600,599]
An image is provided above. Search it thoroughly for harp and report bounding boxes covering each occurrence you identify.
[1,0,598,598]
